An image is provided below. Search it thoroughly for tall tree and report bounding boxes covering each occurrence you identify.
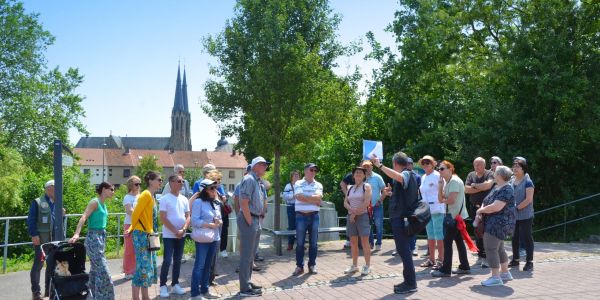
[203,0,358,231]
[0,0,86,169]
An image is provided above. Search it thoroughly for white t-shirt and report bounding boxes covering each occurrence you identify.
[420,171,445,214]
[122,194,138,225]
[294,178,323,212]
[159,193,190,238]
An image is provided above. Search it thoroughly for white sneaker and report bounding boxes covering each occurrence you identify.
[172,284,185,295]
[344,265,358,274]
[159,285,169,298]
[375,245,381,251]
[344,240,351,247]
[220,250,228,258]
[361,265,371,276]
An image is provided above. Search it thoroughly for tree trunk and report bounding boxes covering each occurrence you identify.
[273,149,281,231]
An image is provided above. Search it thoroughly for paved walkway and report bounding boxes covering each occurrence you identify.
[3,237,600,299]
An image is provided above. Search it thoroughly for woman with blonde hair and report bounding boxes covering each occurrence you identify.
[122,176,140,279]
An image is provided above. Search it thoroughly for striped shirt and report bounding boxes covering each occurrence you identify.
[294,178,323,212]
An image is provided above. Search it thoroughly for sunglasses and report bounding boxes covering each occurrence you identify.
[438,167,447,171]
[173,180,183,184]
[421,160,431,165]
[309,168,318,173]
[157,178,163,182]
[109,188,115,191]
[207,186,217,191]
[491,161,499,165]
[134,183,141,186]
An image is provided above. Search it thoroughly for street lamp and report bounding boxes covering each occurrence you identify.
[102,142,107,182]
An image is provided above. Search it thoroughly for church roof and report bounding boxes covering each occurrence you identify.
[73,148,247,170]
[75,136,170,150]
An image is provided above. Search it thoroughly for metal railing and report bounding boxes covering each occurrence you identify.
[532,192,600,241]
[1,212,240,273]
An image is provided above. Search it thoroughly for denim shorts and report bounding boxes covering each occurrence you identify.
[426,213,445,240]
[347,213,371,237]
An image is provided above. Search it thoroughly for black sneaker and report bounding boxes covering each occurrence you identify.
[523,262,534,271]
[255,255,265,262]
[239,289,263,297]
[451,268,471,275]
[508,260,520,268]
[394,283,417,294]
[249,282,262,290]
[430,270,451,277]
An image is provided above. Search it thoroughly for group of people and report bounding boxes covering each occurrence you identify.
[26,151,535,299]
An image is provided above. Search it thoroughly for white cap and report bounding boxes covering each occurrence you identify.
[250,156,269,168]
[44,180,55,188]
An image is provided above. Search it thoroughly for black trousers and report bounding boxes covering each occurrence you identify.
[440,222,470,274]
[220,209,229,252]
[469,202,485,258]
[512,218,534,262]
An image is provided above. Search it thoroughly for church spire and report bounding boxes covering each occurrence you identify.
[182,66,189,113]
[172,64,184,112]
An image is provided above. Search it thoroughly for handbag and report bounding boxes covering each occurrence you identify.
[443,197,465,234]
[223,203,233,215]
[191,227,215,243]
[139,221,160,251]
[404,200,431,235]
[474,215,485,238]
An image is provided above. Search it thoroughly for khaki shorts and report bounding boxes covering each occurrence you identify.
[347,213,371,237]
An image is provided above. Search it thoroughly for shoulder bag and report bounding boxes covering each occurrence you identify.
[139,221,161,252]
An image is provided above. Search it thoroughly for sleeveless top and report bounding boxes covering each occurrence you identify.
[88,198,108,230]
[348,183,369,215]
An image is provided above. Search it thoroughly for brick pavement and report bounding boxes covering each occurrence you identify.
[3,238,600,299]
[110,239,600,299]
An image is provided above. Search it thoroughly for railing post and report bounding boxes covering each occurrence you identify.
[116,214,121,257]
[563,202,567,242]
[3,219,9,273]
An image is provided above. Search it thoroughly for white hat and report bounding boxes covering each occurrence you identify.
[44,180,55,188]
[250,156,269,168]
[198,179,217,193]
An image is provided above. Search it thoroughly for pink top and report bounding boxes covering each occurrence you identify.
[347,183,369,215]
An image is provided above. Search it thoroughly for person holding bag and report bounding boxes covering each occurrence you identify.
[189,179,222,300]
[476,166,516,286]
[431,161,471,277]
[127,171,161,300]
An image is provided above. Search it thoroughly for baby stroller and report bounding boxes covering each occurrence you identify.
[41,240,92,299]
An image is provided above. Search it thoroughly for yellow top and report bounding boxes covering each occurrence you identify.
[128,190,155,233]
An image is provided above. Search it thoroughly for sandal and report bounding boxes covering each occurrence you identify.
[432,260,443,270]
[420,260,435,267]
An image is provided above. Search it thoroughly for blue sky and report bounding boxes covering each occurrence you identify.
[21,0,399,151]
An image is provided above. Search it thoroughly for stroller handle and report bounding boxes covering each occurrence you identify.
[40,238,85,259]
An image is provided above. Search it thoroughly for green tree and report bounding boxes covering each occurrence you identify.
[203,0,359,230]
[0,0,87,169]
[0,145,26,215]
[135,155,163,190]
[367,0,600,240]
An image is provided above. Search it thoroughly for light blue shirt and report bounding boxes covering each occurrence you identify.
[191,199,221,241]
[366,173,386,206]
